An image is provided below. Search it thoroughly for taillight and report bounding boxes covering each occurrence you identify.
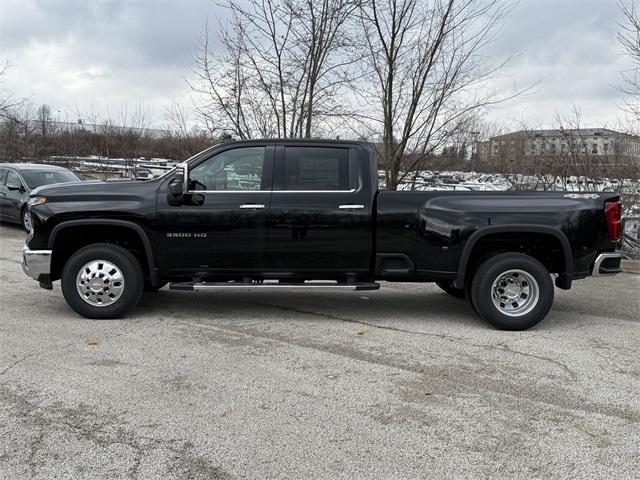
[604,200,623,241]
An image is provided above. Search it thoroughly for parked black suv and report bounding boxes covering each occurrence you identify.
[0,163,80,231]
[21,140,623,330]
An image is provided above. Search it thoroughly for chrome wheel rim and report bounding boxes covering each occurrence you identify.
[491,269,539,317]
[76,260,125,307]
[23,210,32,232]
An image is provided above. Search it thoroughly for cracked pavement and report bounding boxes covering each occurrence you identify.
[1,224,639,479]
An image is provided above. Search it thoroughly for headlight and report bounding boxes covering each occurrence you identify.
[28,196,47,206]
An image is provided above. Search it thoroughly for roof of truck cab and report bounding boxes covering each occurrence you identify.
[216,138,374,147]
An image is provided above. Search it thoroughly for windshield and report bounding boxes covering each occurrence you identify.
[21,170,80,189]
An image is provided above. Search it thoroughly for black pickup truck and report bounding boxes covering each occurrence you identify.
[21,140,623,330]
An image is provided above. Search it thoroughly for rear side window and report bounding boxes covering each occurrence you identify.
[0,169,6,186]
[284,147,351,191]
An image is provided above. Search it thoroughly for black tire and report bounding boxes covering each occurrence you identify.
[144,280,168,292]
[470,253,554,331]
[61,244,144,319]
[435,280,466,298]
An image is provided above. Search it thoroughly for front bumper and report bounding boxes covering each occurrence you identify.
[22,246,52,287]
[591,252,623,277]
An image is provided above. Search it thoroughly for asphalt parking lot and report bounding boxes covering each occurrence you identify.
[0,224,639,479]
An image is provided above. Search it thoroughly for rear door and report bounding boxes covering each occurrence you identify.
[268,143,373,274]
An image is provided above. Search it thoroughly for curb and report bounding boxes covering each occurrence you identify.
[621,259,640,274]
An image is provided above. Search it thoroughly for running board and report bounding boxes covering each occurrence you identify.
[169,281,380,292]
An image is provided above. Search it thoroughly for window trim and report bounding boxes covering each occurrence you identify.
[271,188,358,193]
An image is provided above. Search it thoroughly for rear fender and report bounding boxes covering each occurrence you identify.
[455,225,574,290]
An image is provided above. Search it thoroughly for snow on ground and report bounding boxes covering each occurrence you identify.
[392,170,510,191]
[391,169,638,194]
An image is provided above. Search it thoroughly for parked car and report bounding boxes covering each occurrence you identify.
[0,164,81,231]
[21,140,623,330]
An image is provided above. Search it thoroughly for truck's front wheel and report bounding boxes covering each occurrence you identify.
[470,253,554,331]
[61,244,144,319]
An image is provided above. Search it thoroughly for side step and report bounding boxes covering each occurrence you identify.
[169,280,380,292]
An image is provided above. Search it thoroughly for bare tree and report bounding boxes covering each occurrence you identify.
[100,102,154,160]
[356,0,524,190]
[618,0,640,120]
[37,104,52,137]
[290,0,359,137]
[165,100,193,140]
[0,61,26,120]
[190,0,356,139]
[190,19,276,139]
[163,100,212,158]
[0,102,36,161]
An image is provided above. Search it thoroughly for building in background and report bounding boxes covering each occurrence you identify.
[476,129,640,169]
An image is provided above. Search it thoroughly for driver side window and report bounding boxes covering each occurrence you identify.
[189,147,266,191]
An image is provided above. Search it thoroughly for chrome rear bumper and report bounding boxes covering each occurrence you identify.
[22,246,52,282]
[591,252,622,277]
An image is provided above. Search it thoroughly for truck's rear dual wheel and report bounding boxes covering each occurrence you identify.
[470,253,554,331]
[61,244,144,319]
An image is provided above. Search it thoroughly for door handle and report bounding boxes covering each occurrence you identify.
[239,204,266,209]
[339,204,364,210]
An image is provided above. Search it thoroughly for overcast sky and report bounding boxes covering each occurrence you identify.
[0,0,633,131]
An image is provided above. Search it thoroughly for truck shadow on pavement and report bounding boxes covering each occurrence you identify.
[37,278,632,331]
[132,287,487,329]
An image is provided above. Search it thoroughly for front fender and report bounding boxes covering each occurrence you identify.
[48,219,158,280]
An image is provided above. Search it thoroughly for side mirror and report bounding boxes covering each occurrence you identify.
[167,163,188,206]
[7,183,21,192]
[169,163,188,196]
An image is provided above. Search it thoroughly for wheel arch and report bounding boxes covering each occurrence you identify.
[455,225,574,290]
[48,219,157,282]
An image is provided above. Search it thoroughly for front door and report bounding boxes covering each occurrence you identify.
[268,144,373,275]
[156,144,274,276]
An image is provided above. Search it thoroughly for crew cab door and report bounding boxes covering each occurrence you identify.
[156,144,274,274]
[268,144,373,274]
